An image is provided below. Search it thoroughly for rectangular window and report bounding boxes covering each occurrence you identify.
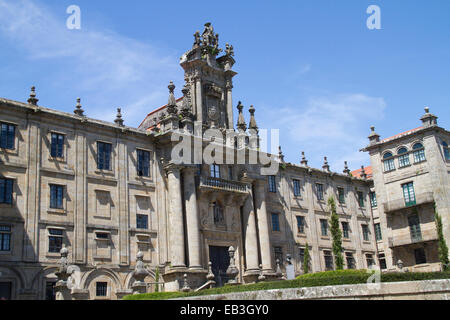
[366,254,375,268]
[296,216,305,234]
[50,185,64,209]
[274,247,283,264]
[408,213,422,242]
[268,176,277,193]
[362,224,370,242]
[320,219,328,237]
[271,213,280,232]
[413,149,426,163]
[402,182,416,206]
[48,229,63,253]
[357,191,365,208]
[136,214,149,229]
[370,192,377,208]
[338,187,345,204]
[0,122,15,150]
[96,282,108,297]
[398,154,410,168]
[378,254,387,270]
[137,149,150,177]
[414,248,427,265]
[210,164,220,178]
[95,232,109,240]
[0,178,13,204]
[0,225,11,251]
[346,252,355,269]
[293,179,301,197]
[324,250,333,271]
[342,222,350,239]
[316,183,324,201]
[97,142,112,170]
[384,159,395,172]
[374,223,382,241]
[50,133,64,158]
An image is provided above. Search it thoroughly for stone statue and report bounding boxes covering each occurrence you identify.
[225,43,234,57]
[193,31,201,48]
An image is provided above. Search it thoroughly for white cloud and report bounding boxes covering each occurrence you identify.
[0,0,181,126]
[262,93,386,171]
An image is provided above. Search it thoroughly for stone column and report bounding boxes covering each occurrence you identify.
[255,180,272,272]
[183,167,202,269]
[195,77,203,125]
[166,165,186,268]
[243,189,259,272]
[226,80,234,129]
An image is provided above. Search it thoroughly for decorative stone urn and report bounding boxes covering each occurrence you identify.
[226,246,239,284]
[131,252,150,294]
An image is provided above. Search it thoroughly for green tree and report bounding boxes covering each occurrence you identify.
[435,204,449,271]
[303,243,310,274]
[328,197,344,270]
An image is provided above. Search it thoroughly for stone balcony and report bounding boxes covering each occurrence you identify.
[198,176,250,194]
[388,230,438,248]
[383,191,434,214]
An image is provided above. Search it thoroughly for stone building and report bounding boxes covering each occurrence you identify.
[362,109,450,272]
[0,23,446,300]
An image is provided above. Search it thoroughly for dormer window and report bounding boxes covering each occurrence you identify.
[383,152,395,172]
[412,143,426,163]
[397,147,410,168]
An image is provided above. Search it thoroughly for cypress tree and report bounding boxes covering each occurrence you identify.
[328,197,344,270]
[435,204,449,271]
[303,243,310,274]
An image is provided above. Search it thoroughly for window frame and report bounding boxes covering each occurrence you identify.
[271,213,280,232]
[296,216,305,234]
[0,122,16,150]
[362,224,370,242]
[293,179,301,197]
[0,178,14,205]
[397,147,410,168]
[316,183,324,201]
[210,164,221,178]
[320,219,328,237]
[342,221,350,239]
[268,175,277,193]
[374,223,382,241]
[337,187,345,204]
[345,252,356,269]
[48,228,64,253]
[97,141,112,171]
[357,191,365,208]
[50,132,65,159]
[369,191,377,208]
[408,213,422,242]
[49,184,64,210]
[96,282,108,297]
[137,149,151,177]
[443,141,450,161]
[412,143,426,163]
[324,250,334,271]
[136,214,149,230]
[402,182,416,207]
[0,225,12,252]
[383,152,395,172]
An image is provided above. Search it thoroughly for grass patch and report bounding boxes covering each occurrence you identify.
[123,269,450,300]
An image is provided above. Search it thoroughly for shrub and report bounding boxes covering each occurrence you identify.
[328,197,344,270]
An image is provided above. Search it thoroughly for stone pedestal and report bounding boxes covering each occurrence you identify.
[132,281,148,295]
[55,281,72,301]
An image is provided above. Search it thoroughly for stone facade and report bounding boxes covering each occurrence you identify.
[0,23,446,300]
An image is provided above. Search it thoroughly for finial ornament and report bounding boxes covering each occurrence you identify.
[360,165,367,179]
[225,43,234,56]
[226,246,239,284]
[343,161,351,175]
[248,105,258,131]
[258,264,266,282]
[181,274,191,292]
[278,146,285,163]
[206,261,215,281]
[425,107,430,114]
[27,86,39,105]
[167,81,178,115]
[301,151,308,166]
[236,101,247,132]
[74,98,85,116]
[322,157,330,172]
[114,108,124,126]
[193,31,201,48]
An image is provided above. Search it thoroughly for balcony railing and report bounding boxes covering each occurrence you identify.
[199,176,250,194]
[383,191,434,213]
[388,230,438,248]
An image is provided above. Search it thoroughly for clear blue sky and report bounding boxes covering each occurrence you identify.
[0,0,449,171]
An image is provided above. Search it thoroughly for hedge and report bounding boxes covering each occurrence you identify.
[123,269,450,300]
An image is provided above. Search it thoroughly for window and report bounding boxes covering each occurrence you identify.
[357,191,365,208]
[443,142,450,161]
[346,252,355,269]
[213,203,225,226]
[271,213,280,232]
[374,223,382,241]
[45,282,56,301]
[228,166,233,180]
[338,187,345,204]
[320,219,328,237]
[137,149,150,177]
[383,152,395,172]
[324,250,333,271]
[362,224,370,242]
[408,213,422,242]
[95,232,109,240]
[0,282,12,300]
[370,192,377,208]
[136,214,148,229]
[0,122,15,150]
[414,248,427,265]
[274,247,283,264]
[402,182,416,206]
[413,143,426,163]
[293,179,301,197]
[0,225,11,251]
[210,164,220,178]
[48,229,63,253]
[397,147,410,168]
[378,253,387,270]
[50,133,64,158]
[366,254,375,268]
[97,142,112,170]
[0,178,13,204]
[96,282,108,297]
[316,183,324,201]
[296,216,305,234]
[342,222,350,239]
[50,185,64,209]
[268,176,277,193]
